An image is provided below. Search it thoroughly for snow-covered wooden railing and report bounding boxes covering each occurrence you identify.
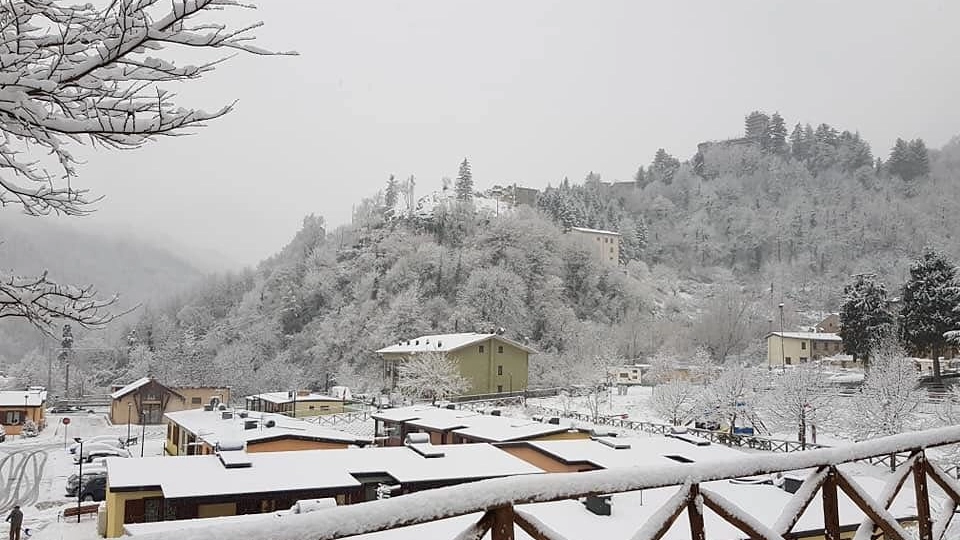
[133,426,960,540]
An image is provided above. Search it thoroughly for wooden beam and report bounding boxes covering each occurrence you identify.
[490,505,515,540]
[834,469,909,540]
[932,499,957,540]
[688,484,705,540]
[700,488,782,540]
[914,453,933,540]
[630,484,692,540]
[925,459,960,502]
[821,468,841,540]
[452,510,494,540]
[773,466,828,536]
[514,510,569,540]
[852,452,916,540]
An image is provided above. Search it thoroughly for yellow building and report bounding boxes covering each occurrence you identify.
[569,226,621,265]
[376,332,536,396]
[0,389,46,436]
[766,332,843,367]
[244,391,346,417]
[110,377,231,425]
[163,407,370,456]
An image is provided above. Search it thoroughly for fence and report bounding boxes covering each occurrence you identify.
[133,425,960,540]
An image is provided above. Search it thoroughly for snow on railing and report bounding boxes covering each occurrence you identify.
[132,425,960,540]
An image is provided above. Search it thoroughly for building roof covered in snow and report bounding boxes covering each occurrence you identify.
[372,405,580,443]
[767,331,842,342]
[569,226,621,236]
[110,377,163,399]
[245,391,344,404]
[0,389,46,407]
[164,408,370,448]
[376,332,537,355]
[107,442,544,499]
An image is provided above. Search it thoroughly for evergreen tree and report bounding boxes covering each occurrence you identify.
[839,274,893,365]
[744,111,770,147]
[383,174,400,214]
[766,112,788,154]
[907,138,930,179]
[899,248,960,379]
[634,166,648,189]
[789,123,808,161]
[650,148,680,184]
[888,138,911,180]
[455,158,473,201]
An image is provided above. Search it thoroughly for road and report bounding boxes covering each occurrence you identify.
[0,445,50,515]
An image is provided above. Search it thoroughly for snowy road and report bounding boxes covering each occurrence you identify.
[0,446,50,514]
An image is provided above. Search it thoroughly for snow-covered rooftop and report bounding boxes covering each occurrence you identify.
[164,408,370,447]
[107,443,543,498]
[0,389,46,407]
[372,405,576,442]
[245,391,343,405]
[110,377,156,399]
[768,331,842,342]
[522,434,746,470]
[570,226,621,236]
[376,332,537,355]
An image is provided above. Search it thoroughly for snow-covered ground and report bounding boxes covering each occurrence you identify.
[0,409,166,540]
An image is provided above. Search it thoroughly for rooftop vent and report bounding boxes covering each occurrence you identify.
[218,449,252,469]
[244,420,258,430]
[437,341,442,348]
[597,437,631,450]
[404,433,444,458]
[203,405,213,411]
[664,454,694,464]
[264,419,276,428]
[415,340,419,345]
[218,404,228,411]
[445,403,457,410]
[217,440,245,452]
[582,494,611,516]
[221,411,233,420]
[210,397,221,409]
[547,417,560,425]
[238,411,248,419]
[489,410,501,416]
[405,433,430,445]
[665,432,711,447]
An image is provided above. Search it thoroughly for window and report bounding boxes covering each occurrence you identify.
[497,365,503,376]
[785,357,792,365]
[610,247,613,253]
[2,411,22,425]
[800,357,808,363]
[497,345,504,353]
[497,385,503,393]
[479,345,485,353]
[191,397,202,405]
[801,342,807,350]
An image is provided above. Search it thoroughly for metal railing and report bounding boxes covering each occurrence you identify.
[133,425,960,540]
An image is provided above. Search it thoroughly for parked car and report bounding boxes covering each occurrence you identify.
[48,405,82,414]
[65,471,107,501]
[0,425,5,443]
[74,445,130,464]
[68,436,124,454]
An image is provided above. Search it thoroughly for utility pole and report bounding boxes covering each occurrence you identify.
[61,324,73,399]
[779,303,786,373]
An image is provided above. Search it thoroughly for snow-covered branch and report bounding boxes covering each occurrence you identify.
[0,269,124,333]
[0,0,294,216]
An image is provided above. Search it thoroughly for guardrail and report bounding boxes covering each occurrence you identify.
[132,425,960,540]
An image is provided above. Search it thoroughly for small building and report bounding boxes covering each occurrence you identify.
[766,332,843,367]
[568,226,621,265]
[372,405,593,446]
[814,313,841,334]
[244,391,347,418]
[104,441,543,537]
[0,389,46,436]
[376,332,536,396]
[110,377,231,425]
[164,407,370,456]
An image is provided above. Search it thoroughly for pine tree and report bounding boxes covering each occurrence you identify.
[634,166,648,189]
[455,158,473,201]
[907,138,930,179]
[839,274,893,365]
[383,174,400,215]
[766,112,788,154]
[650,148,680,184]
[789,123,808,161]
[887,138,911,180]
[744,111,770,147]
[899,248,960,379]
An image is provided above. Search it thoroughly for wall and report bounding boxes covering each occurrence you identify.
[247,438,349,453]
[105,488,164,538]
[569,229,620,265]
[453,338,529,395]
[197,502,236,519]
[767,336,843,366]
[0,405,44,435]
[500,446,597,473]
[169,387,231,413]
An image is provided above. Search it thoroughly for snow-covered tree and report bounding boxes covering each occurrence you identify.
[384,174,400,216]
[846,339,921,441]
[691,287,761,363]
[650,379,698,426]
[700,365,763,434]
[839,274,893,365]
[0,0,287,334]
[396,352,470,403]
[455,158,473,201]
[763,364,829,448]
[899,249,960,379]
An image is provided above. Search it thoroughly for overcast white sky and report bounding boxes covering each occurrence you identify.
[55,0,960,268]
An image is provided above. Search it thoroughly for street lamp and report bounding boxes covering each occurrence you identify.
[126,403,132,446]
[140,412,146,457]
[74,437,83,522]
[23,394,28,438]
[779,303,786,373]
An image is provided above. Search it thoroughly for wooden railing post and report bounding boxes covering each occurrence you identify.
[822,467,841,540]
[491,505,515,540]
[688,484,706,540]
[914,453,933,540]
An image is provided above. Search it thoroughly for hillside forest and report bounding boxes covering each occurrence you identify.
[6,111,960,398]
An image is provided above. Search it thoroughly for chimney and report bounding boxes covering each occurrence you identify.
[583,495,611,516]
[221,411,233,420]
